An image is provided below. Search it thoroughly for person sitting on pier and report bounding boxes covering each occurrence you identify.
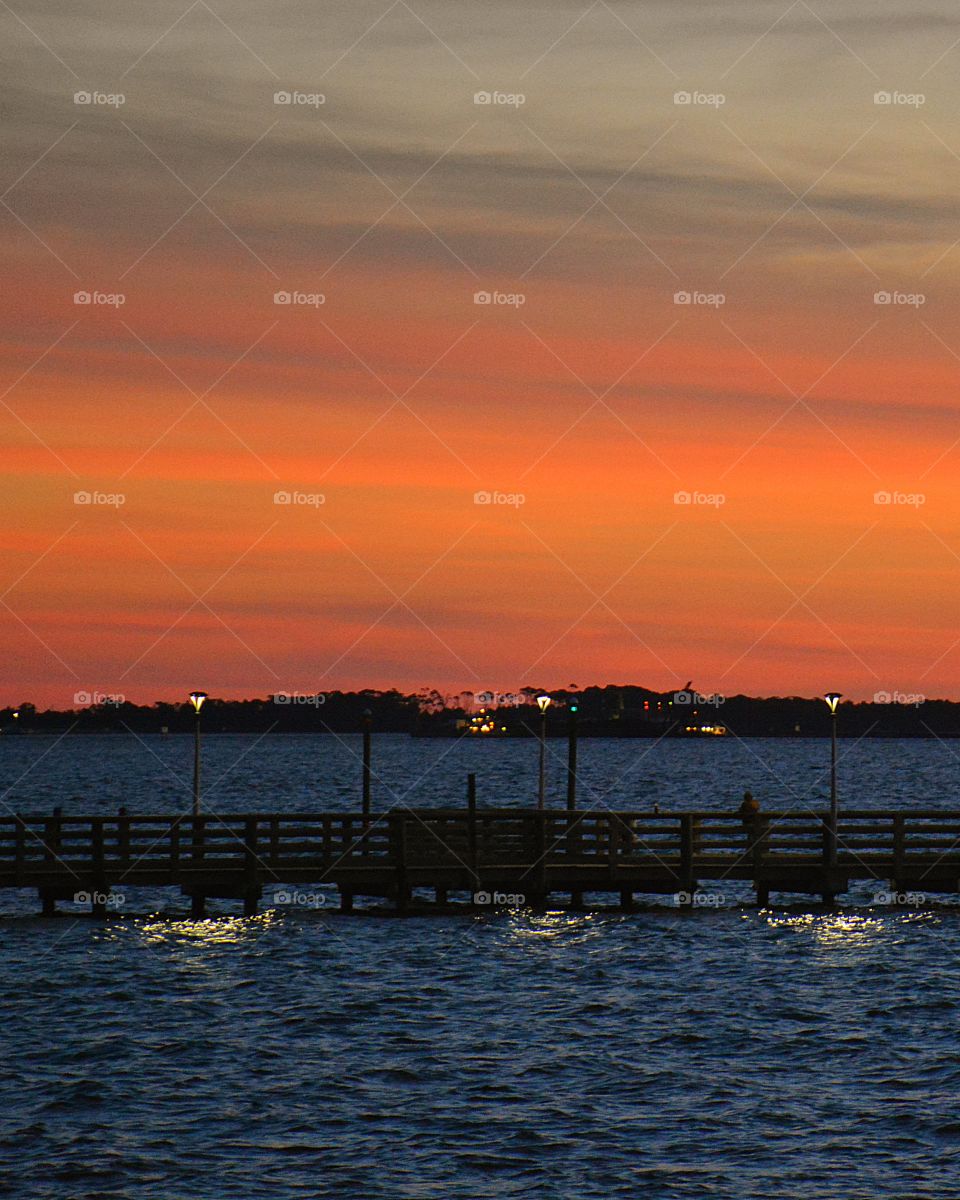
[738,790,759,823]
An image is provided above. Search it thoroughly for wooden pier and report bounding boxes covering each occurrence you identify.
[4,808,960,915]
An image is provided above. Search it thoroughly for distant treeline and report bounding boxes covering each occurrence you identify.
[0,685,956,737]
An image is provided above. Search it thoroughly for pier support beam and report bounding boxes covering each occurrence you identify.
[39,892,56,917]
[756,884,770,907]
[435,887,447,907]
[340,889,353,913]
[571,890,585,909]
[243,892,258,917]
[619,889,634,912]
[190,894,206,919]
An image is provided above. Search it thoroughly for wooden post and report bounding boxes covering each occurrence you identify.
[192,813,205,861]
[680,813,694,888]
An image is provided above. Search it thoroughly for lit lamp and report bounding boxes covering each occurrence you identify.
[189,691,207,816]
[824,692,842,862]
[536,694,551,809]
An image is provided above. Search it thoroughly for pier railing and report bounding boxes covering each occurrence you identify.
[4,808,960,872]
[4,809,960,912]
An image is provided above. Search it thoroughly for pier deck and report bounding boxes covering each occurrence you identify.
[5,808,960,914]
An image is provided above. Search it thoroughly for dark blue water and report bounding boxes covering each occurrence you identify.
[2,736,958,1198]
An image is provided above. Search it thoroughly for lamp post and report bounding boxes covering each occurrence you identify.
[824,692,842,862]
[536,694,551,809]
[188,691,207,816]
[567,695,579,810]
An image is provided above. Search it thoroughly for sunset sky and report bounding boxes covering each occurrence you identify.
[3,0,960,707]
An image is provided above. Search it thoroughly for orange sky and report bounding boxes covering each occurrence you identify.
[3,1,960,707]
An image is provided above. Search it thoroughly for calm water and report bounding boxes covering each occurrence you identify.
[2,736,959,1198]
